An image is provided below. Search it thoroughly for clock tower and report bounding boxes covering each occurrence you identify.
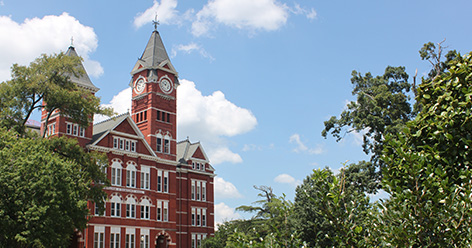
[129,27,179,160]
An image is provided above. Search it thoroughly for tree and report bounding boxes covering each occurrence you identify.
[0,52,112,137]
[0,129,109,247]
[292,166,371,247]
[370,52,472,247]
[0,53,112,247]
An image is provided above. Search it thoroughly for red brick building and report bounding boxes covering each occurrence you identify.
[41,28,215,248]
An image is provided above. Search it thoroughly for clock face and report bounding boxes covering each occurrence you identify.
[134,78,146,94]
[159,78,173,94]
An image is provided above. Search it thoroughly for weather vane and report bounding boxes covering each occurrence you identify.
[153,14,160,31]
[70,36,74,47]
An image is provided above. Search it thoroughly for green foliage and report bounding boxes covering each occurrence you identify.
[371,52,472,247]
[0,52,113,137]
[0,129,109,247]
[293,167,371,247]
[322,66,414,159]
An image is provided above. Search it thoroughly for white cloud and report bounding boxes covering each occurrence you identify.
[192,0,288,36]
[134,0,179,29]
[97,79,257,164]
[171,43,214,61]
[94,87,132,123]
[214,202,241,226]
[289,133,325,154]
[178,79,257,164]
[215,177,243,199]
[274,173,301,187]
[0,13,103,82]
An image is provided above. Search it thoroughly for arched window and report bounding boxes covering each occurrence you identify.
[126,162,137,188]
[140,198,151,220]
[111,160,122,186]
[164,135,170,154]
[110,195,122,218]
[126,196,136,218]
[156,133,163,153]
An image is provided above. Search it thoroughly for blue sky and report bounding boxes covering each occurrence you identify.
[1,0,471,224]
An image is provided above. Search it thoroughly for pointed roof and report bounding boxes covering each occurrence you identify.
[176,139,210,162]
[130,30,177,76]
[65,46,99,93]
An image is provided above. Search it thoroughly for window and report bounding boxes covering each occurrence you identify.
[125,234,135,248]
[196,162,200,170]
[94,231,104,248]
[140,234,149,248]
[120,139,124,150]
[113,137,119,149]
[202,182,206,201]
[197,208,201,226]
[163,171,169,193]
[191,181,195,200]
[157,110,161,121]
[126,163,137,188]
[163,201,168,222]
[126,197,136,218]
[94,202,105,216]
[110,195,121,217]
[73,124,78,136]
[110,233,120,248]
[111,161,122,186]
[196,182,201,201]
[202,209,207,226]
[157,201,162,221]
[191,234,196,248]
[164,136,170,154]
[140,199,150,220]
[125,140,130,151]
[157,170,162,192]
[140,166,150,190]
[191,208,195,226]
[167,113,170,123]
[156,136,162,152]
[66,123,72,134]
[79,127,85,137]
[131,141,136,152]
[192,162,195,169]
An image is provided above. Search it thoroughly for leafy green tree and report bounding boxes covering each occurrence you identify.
[0,52,112,137]
[0,129,109,247]
[293,166,371,247]
[0,53,112,247]
[370,52,472,247]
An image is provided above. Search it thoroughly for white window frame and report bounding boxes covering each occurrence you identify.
[110,195,121,217]
[156,200,162,221]
[126,197,136,218]
[66,122,72,134]
[94,229,104,248]
[157,170,162,192]
[111,161,122,186]
[140,199,150,220]
[202,182,207,201]
[163,201,168,222]
[163,171,169,193]
[126,163,137,188]
[140,166,150,190]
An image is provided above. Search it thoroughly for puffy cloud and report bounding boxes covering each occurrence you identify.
[289,133,325,155]
[214,202,241,226]
[178,79,257,164]
[192,0,288,36]
[0,13,103,82]
[94,87,132,123]
[274,173,301,187]
[214,177,243,199]
[134,0,179,29]
[96,79,257,164]
[171,43,214,61]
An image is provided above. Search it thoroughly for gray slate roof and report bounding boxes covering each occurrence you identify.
[130,31,172,75]
[176,139,209,162]
[91,113,129,144]
[65,46,99,92]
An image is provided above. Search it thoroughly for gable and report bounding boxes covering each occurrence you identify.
[192,146,207,160]
[114,119,138,136]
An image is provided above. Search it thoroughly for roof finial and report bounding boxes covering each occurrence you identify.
[152,14,159,31]
[70,36,74,47]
